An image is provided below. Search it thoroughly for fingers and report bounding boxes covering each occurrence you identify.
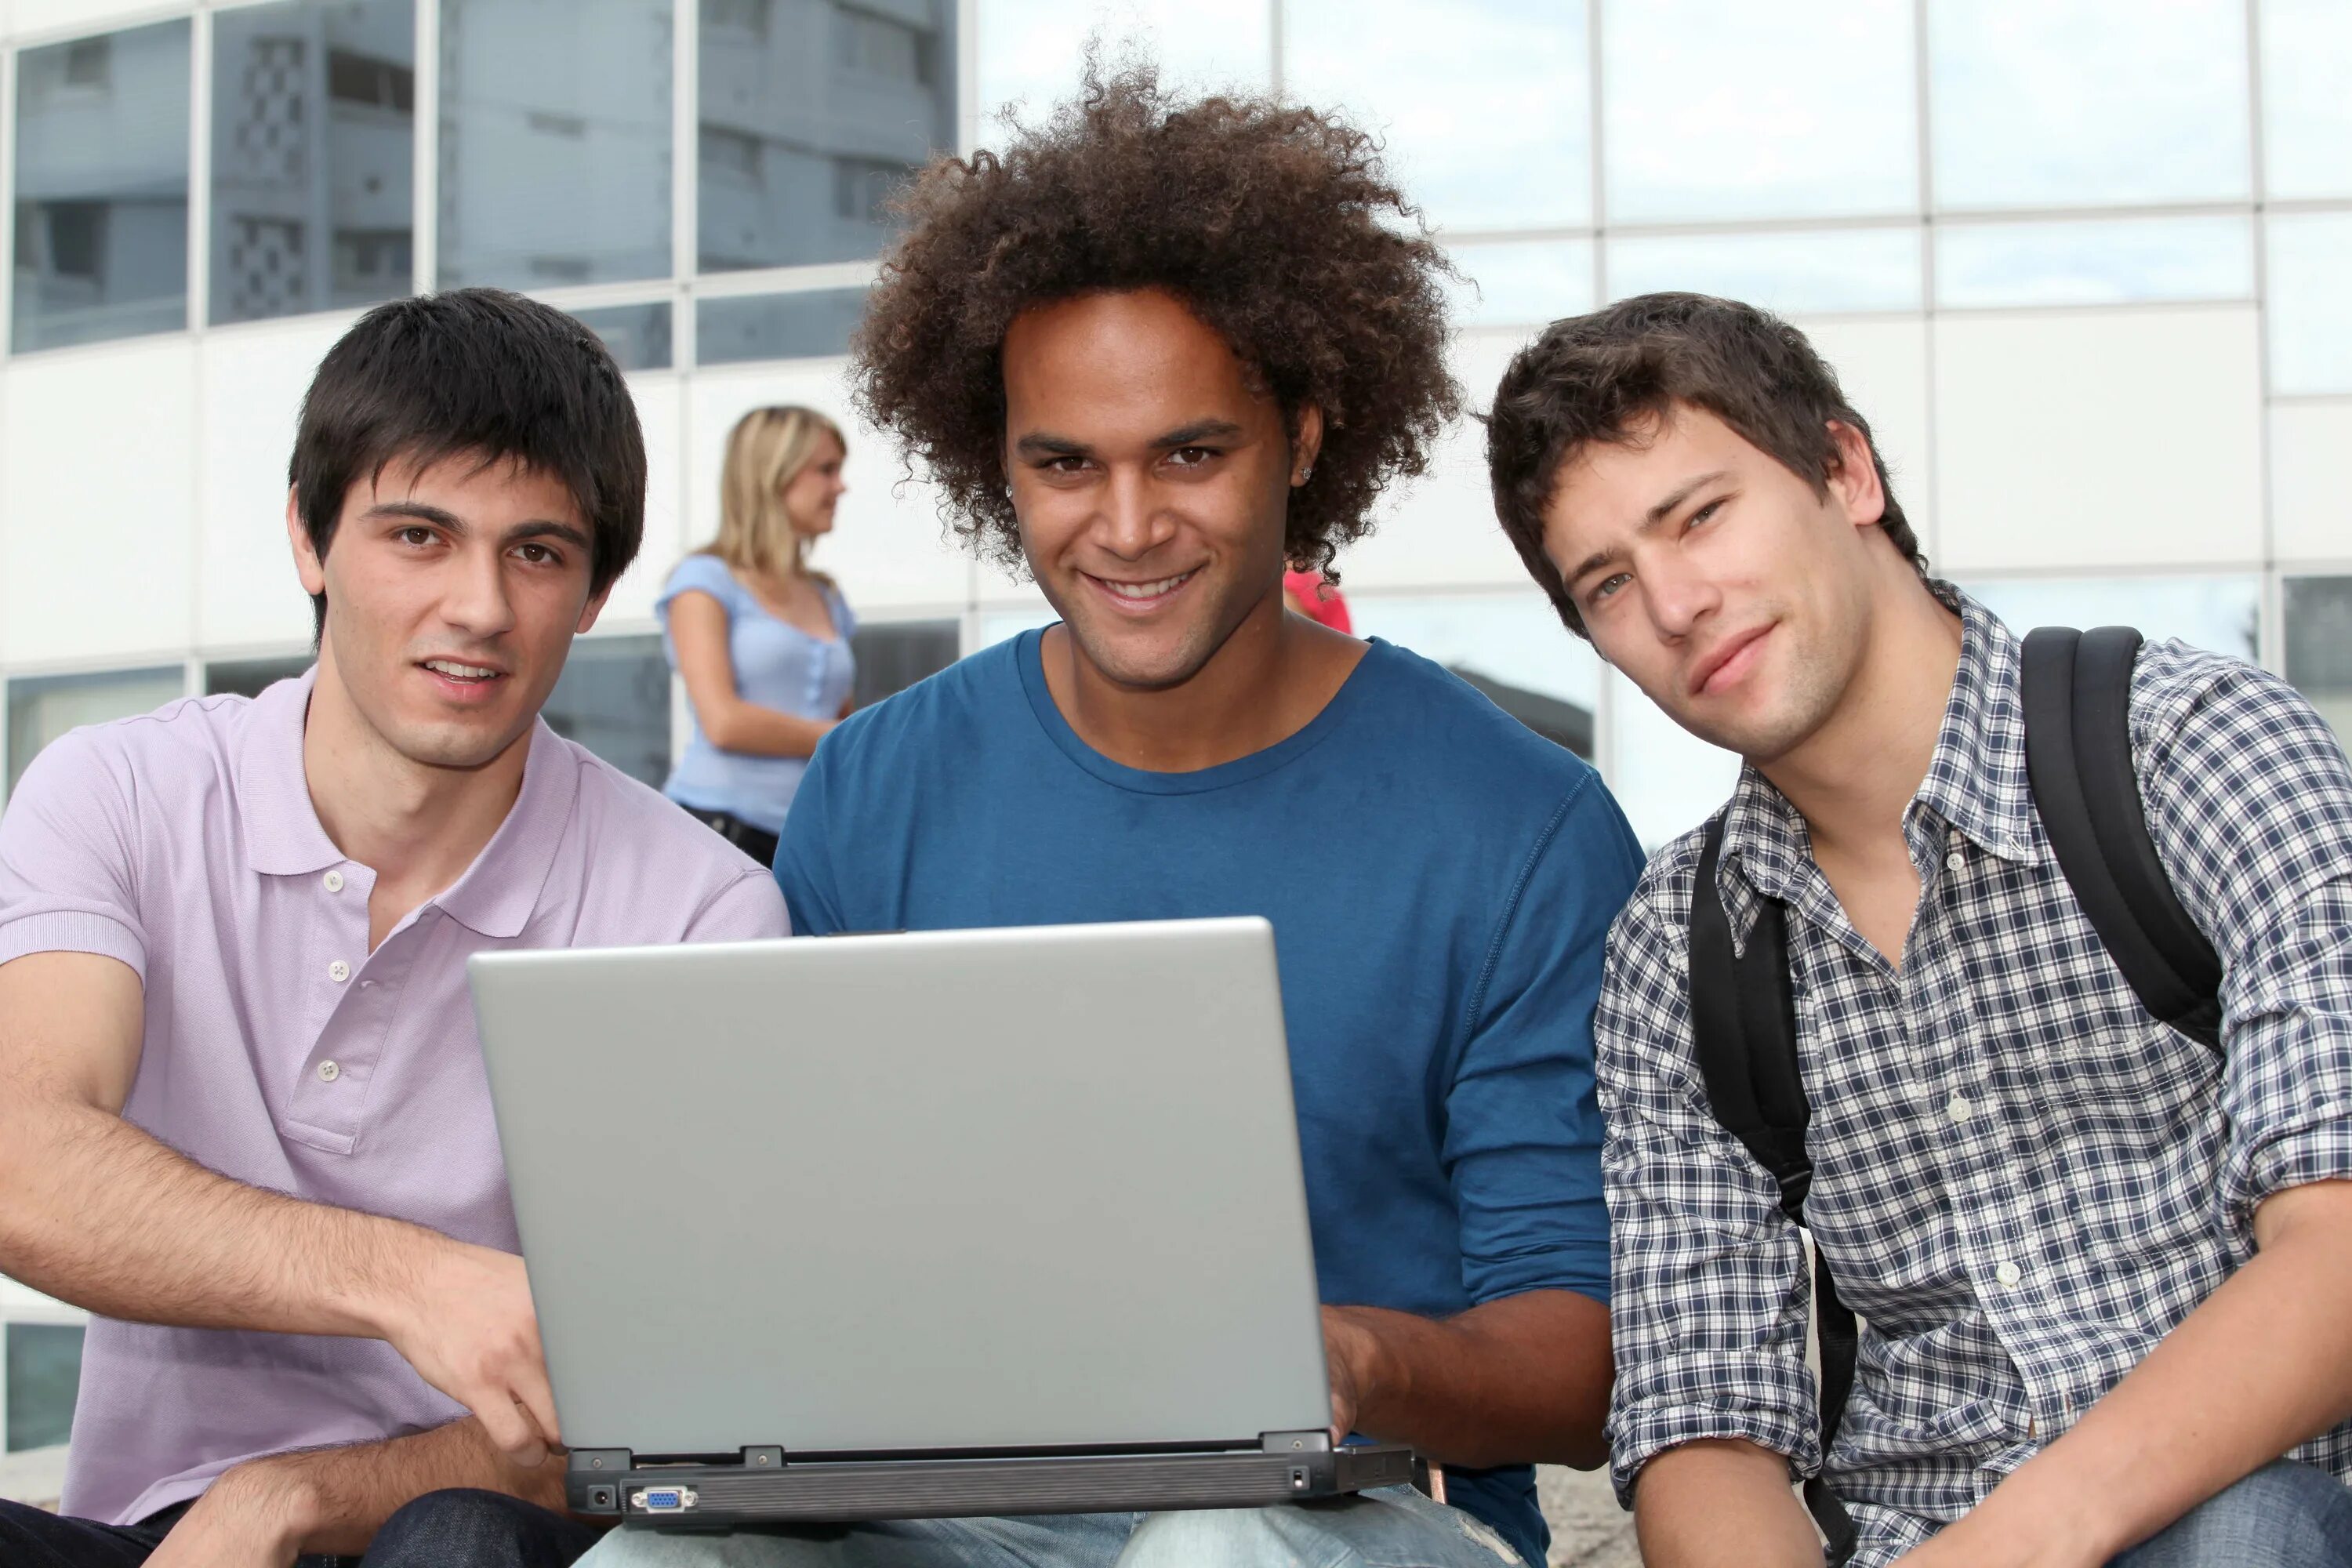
[515,1354,563,1454]
[474,1387,545,1466]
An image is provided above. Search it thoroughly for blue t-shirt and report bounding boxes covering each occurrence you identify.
[659,554,858,834]
[777,630,1642,1567]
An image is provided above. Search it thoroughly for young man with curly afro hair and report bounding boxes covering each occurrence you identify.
[579,61,1643,1568]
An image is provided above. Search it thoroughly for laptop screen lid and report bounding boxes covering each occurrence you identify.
[468,916,1330,1460]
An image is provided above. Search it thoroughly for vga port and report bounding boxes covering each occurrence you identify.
[630,1486,699,1513]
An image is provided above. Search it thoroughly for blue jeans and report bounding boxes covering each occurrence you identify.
[577,1486,1523,1568]
[2107,1461,2352,1568]
[0,1488,596,1568]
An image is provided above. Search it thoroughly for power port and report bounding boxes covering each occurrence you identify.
[586,1485,618,1511]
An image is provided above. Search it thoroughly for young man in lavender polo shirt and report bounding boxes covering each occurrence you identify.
[0,289,786,1568]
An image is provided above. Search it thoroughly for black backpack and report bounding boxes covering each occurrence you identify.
[1685,626,2225,1563]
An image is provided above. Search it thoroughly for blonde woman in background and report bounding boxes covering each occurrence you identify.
[659,405,856,866]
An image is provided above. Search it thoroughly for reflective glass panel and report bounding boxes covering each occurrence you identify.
[5,668,187,800]
[1606,228,1922,316]
[2285,577,2352,749]
[977,0,1269,139]
[543,634,672,786]
[5,1323,84,1453]
[571,302,674,371]
[1935,216,2255,310]
[2260,0,2352,200]
[10,21,192,351]
[210,0,416,325]
[1286,0,1588,231]
[696,289,867,363]
[205,655,313,699]
[1445,240,1594,331]
[1607,668,1740,852]
[698,0,955,271]
[2267,213,2352,397]
[851,619,960,707]
[1349,592,1601,759]
[1929,0,2250,209]
[1603,0,1915,223]
[437,0,673,289]
[1958,576,2262,666]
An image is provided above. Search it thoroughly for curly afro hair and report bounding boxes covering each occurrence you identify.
[851,60,1462,579]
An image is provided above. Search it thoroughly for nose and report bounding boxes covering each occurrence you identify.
[1096,465,1176,560]
[440,539,519,640]
[1642,549,1719,641]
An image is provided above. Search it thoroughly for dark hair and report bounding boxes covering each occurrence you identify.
[851,60,1461,579]
[289,288,646,635]
[1486,292,1925,636]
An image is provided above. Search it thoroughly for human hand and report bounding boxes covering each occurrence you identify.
[145,1461,314,1568]
[1321,1305,1376,1445]
[373,1236,559,1465]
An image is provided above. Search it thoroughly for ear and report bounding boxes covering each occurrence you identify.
[1290,403,1326,488]
[1824,419,1887,531]
[575,583,612,637]
[287,487,328,596]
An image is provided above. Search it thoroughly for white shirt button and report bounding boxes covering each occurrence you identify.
[317,1060,341,1083]
[1945,851,1965,873]
[1947,1094,1973,1123]
[1994,1260,2023,1287]
[323,869,345,893]
[328,960,351,983]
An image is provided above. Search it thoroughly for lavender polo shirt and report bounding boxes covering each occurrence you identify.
[0,670,788,1526]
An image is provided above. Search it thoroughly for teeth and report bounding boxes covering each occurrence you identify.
[1103,572,1193,600]
[425,660,499,679]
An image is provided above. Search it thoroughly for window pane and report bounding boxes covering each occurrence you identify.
[437,0,673,289]
[1603,0,1915,223]
[543,634,671,786]
[5,1323,85,1453]
[696,289,866,364]
[1929,0,2250,209]
[570,302,673,371]
[1607,668,1740,851]
[205,655,313,699]
[1286,0,1588,232]
[1958,576,2262,666]
[2285,577,2352,748]
[10,21,192,351]
[1349,593,1601,760]
[698,0,955,271]
[2267,213,2352,397]
[851,619,960,707]
[210,0,416,325]
[977,0,1269,138]
[1445,240,1593,331]
[1936,216,2255,310]
[5,668,186,800]
[1607,228,1922,317]
[2260,0,2352,200]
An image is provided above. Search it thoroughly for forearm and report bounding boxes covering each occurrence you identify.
[704,700,833,758]
[209,1418,572,1558]
[1634,1439,1821,1568]
[1334,1289,1612,1469]
[1955,1185,2352,1563]
[0,1093,437,1339]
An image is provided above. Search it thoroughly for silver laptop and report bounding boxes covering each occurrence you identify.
[467,916,1413,1530]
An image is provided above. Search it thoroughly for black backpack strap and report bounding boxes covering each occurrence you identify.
[2019,627,2225,1051]
[1689,820,1860,1566]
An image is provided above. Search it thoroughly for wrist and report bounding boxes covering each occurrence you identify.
[342,1218,445,1343]
[209,1456,325,1558]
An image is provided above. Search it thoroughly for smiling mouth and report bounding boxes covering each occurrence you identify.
[420,658,506,685]
[1691,627,1769,697]
[1084,568,1200,605]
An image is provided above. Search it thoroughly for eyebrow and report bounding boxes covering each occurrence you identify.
[361,501,592,553]
[1559,469,1734,593]
[1011,418,1247,460]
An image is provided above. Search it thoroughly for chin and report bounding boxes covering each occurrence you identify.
[390,714,532,772]
[1063,616,1214,691]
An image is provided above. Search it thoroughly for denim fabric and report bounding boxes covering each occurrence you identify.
[0,1497,368,1568]
[2108,1461,2352,1568]
[573,1507,1138,1568]
[361,1489,604,1568]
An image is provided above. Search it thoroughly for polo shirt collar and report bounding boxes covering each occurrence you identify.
[235,666,583,937]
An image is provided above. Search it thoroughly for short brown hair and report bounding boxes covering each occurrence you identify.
[1485,292,1924,636]
[851,60,1461,579]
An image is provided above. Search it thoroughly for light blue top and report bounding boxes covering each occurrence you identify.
[659,554,857,834]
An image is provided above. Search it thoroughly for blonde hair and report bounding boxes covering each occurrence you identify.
[701,405,846,579]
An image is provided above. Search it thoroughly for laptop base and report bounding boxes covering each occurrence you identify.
[569,1433,1417,1530]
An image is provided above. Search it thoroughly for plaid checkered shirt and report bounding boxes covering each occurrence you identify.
[1598,591,2352,1565]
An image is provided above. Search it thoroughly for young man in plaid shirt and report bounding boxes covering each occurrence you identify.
[1485,292,2352,1568]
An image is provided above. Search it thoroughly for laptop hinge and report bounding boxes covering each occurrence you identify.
[1258,1430,1333,1456]
[742,1445,785,1469]
[570,1447,634,1474]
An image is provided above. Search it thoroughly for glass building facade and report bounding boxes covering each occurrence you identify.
[1,0,2349,1475]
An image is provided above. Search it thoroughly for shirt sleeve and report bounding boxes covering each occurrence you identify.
[1599,858,1820,1508]
[772,738,848,936]
[655,554,739,624]
[683,869,791,942]
[0,728,150,978]
[2131,648,2352,1247]
[828,584,858,642]
[1443,775,1643,1310]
